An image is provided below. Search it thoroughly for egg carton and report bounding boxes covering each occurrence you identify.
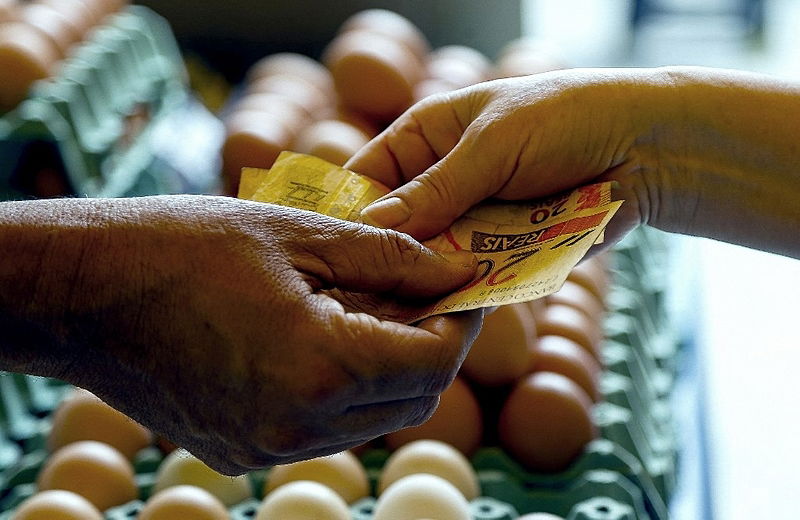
[0,5,223,200]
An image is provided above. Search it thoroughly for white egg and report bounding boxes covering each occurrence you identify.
[264,450,369,503]
[152,449,251,507]
[378,440,479,500]
[256,481,350,520]
[373,473,471,520]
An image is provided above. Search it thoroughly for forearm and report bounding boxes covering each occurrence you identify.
[640,66,800,258]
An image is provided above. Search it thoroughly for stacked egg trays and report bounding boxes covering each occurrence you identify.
[0,4,212,199]
[0,226,680,519]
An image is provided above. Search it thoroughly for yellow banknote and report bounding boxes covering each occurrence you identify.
[240,151,622,320]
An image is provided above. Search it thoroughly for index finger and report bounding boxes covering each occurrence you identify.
[345,93,469,188]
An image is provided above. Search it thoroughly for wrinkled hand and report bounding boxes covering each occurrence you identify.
[347,68,667,248]
[14,195,481,474]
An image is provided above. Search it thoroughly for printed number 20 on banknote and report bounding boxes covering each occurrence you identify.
[240,152,622,320]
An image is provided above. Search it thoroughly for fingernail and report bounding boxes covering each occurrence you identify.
[440,249,476,268]
[360,197,411,229]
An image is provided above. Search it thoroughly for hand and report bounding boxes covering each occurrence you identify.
[0,195,482,474]
[346,68,673,248]
[348,67,800,258]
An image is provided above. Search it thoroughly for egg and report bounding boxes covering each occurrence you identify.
[323,30,422,122]
[384,376,482,456]
[0,0,17,23]
[36,440,138,511]
[256,481,350,520]
[292,119,370,166]
[247,52,335,101]
[221,110,294,195]
[48,388,152,460]
[567,258,609,303]
[338,9,429,62]
[517,514,565,520]
[429,45,491,79]
[460,303,535,387]
[38,0,95,41]
[373,474,471,520]
[246,73,330,119]
[263,450,369,504]
[233,92,311,134]
[138,485,229,520]
[498,372,597,472]
[11,490,104,520]
[494,38,565,79]
[425,57,485,89]
[19,4,79,58]
[152,448,252,507]
[378,439,479,500]
[333,104,380,137]
[529,335,601,401]
[0,22,58,112]
[413,78,454,103]
[535,303,603,360]
[546,279,605,322]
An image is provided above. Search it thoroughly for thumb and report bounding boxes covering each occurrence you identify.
[297,225,478,299]
[359,141,508,240]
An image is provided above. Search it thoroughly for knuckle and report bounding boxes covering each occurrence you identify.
[404,396,440,428]
[377,228,423,267]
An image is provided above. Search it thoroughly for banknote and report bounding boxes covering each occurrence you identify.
[240,151,622,321]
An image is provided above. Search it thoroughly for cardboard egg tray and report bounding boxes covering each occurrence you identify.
[0,6,223,200]
[0,227,683,519]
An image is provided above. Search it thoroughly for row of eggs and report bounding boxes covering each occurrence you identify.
[222,8,564,195]
[0,0,129,111]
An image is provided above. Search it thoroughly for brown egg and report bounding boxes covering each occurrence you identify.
[567,258,609,303]
[494,52,563,79]
[429,45,492,79]
[334,104,381,137]
[536,303,603,360]
[222,110,293,195]
[324,30,422,122]
[546,279,605,322]
[0,22,58,111]
[460,303,535,387]
[425,57,484,90]
[233,92,311,135]
[248,52,335,101]
[247,73,330,120]
[339,9,429,62]
[39,0,100,36]
[138,485,229,520]
[529,335,601,401]
[37,440,138,511]
[385,376,483,456]
[494,38,565,79]
[21,3,80,57]
[292,119,370,166]
[48,388,153,461]
[498,372,597,472]
[0,0,17,23]
[413,78,454,103]
[12,490,104,520]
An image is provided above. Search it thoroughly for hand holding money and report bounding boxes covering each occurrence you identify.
[240,151,622,322]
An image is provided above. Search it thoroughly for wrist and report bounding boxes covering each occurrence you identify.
[633,66,800,257]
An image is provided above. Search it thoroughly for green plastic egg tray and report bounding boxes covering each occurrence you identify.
[0,5,222,199]
[0,227,682,519]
